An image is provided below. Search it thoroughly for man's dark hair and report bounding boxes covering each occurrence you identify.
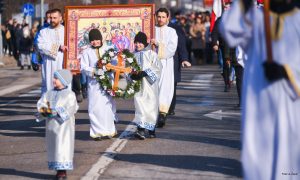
[156,8,169,17]
[46,9,52,16]
[51,8,62,15]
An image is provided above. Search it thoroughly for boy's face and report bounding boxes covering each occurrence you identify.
[53,77,65,89]
[90,40,102,48]
[135,42,145,51]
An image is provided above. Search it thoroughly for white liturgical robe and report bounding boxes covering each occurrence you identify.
[80,46,118,138]
[220,1,300,180]
[134,47,162,131]
[37,25,65,95]
[37,88,78,170]
[155,25,178,113]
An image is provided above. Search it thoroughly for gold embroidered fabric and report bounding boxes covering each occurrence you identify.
[270,8,299,40]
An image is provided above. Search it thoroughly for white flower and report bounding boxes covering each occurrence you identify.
[103,57,108,60]
[99,75,105,79]
[127,58,133,63]
[102,59,107,64]
[97,69,104,76]
[127,88,134,94]
[109,51,114,57]
[121,54,126,58]
[103,86,107,90]
[103,66,107,72]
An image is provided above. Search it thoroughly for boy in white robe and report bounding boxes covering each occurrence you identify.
[37,69,78,179]
[220,0,300,179]
[80,29,118,140]
[131,32,162,139]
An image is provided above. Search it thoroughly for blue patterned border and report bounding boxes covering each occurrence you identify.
[137,121,155,131]
[48,161,73,170]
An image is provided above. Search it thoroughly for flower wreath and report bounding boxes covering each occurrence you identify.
[95,48,141,99]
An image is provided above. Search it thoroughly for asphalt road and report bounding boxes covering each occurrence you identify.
[0,65,242,180]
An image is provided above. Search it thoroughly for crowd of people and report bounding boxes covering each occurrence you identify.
[4,0,300,179]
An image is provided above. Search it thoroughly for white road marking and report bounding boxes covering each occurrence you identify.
[81,123,137,179]
[178,74,213,90]
[204,110,241,120]
[0,85,33,96]
[0,88,40,107]
[19,89,41,97]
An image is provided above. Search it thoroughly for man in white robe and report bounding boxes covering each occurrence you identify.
[37,9,67,95]
[131,32,162,139]
[80,29,117,140]
[220,0,300,179]
[151,7,178,128]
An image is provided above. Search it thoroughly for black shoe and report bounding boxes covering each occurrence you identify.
[224,85,230,92]
[156,113,167,128]
[55,170,67,180]
[20,66,24,70]
[27,66,31,70]
[82,89,87,99]
[135,127,145,140]
[148,130,156,138]
[92,137,102,141]
[76,93,83,103]
[168,110,175,116]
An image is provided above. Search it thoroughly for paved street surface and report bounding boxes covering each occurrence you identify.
[0,63,242,180]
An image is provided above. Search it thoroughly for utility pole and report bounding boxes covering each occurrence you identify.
[0,13,2,57]
[0,0,4,57]
[41,0,44,26]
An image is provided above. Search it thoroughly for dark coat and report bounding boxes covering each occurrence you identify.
[17,36,33,54]
[168,22,189,83]
[211,18,237,64]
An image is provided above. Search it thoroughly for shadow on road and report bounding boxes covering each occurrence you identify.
[0,168,53,179]
[114,153,242,178]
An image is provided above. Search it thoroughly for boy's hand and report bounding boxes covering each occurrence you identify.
[59,45,68,52]
[150,39,158,46]
[131,71,147,80]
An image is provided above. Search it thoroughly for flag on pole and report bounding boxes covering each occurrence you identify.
[209,0,222,32]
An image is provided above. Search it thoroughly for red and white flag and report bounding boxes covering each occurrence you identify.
[209,0,223,32]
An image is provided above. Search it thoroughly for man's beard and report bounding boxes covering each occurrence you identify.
[158,21,167,27]
[51,21,60,28]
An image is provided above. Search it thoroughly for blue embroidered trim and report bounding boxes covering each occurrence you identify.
[48,161,73,170]
[144,68,157,85]
[137,121,155,131]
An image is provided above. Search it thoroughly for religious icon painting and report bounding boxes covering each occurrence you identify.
[64,4,155,74]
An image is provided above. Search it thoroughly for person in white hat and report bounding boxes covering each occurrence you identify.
[37,69,78,179]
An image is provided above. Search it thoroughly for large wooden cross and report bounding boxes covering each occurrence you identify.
[105,53,132,90]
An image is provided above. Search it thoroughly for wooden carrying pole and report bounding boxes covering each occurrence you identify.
[263,0,273,63]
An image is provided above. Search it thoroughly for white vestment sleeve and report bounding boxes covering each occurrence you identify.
[220,0,254,49]
[144,52,162,84]
[80,50,95,78]
[55,92,79,123]
[163,29,178,59]
[37,29,60,59]
[37,93,48,111]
